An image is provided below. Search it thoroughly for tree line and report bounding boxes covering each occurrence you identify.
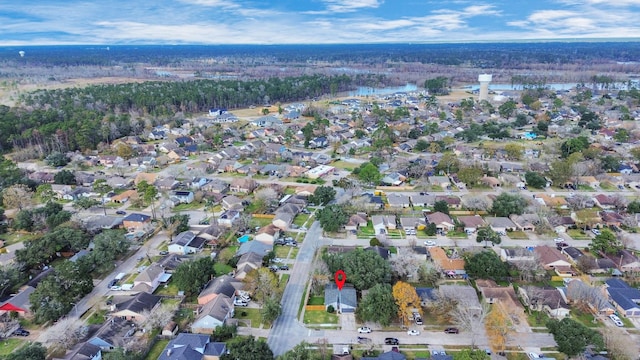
[0,74,356,155]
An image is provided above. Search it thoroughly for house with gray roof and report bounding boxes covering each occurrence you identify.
[198,275,242,305]
[157,333,226,360]
[362,351,407,360]
[111,292,161,323]
[485,217,518,233]
[192,294,234,334]
[605,278,640,317]
[386,194,410,208]
[236,240,272,257]
[325,283,357,313]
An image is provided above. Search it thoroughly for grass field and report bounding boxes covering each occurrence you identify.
[507,231,529,239]
[214,263,233,276]
[0,338,24,357]
[303,310,339,325]
[567,229,592,240]
[308,296,324,305]
[234,308,263,328]
[145,339,170,360]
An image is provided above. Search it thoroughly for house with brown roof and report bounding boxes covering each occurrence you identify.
[476,279,524,315]
[229,179,258,194]
[344,213,368,232]
[435,195,462,209]
[599,211,624,227]
[509,214,538,232]
[425,212,455,233]
[533,193,568,208]
[457,215,486,233]
[518,286,570,319]
[197,275,242,305]
[480,176,501,188]
[134,172,159,186]
[428,247,466,277]
[255,224,280,245]
[111,292,161,323]
[533,245,573,276]
[593,194,616,210]
[605,249,640,273]
[110,189,138,204]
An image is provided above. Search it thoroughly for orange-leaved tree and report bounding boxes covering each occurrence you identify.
[392,281,422,326]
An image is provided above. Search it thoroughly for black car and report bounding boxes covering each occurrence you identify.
[279,265,289,271]
[274,239,286,245]
[115,210,126,215]
[444,327,459,334]
[384,338,399,345]
[13,329,30,337]
[159,250,169,255]
[107,279,117,288]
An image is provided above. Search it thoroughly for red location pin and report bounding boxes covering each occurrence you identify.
[334,270,346,291]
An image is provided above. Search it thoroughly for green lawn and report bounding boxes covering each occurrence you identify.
[0,338,24,357]
[0,232,40,246]
[289,247,299,258]
[571,309,602,328]
[293,214,312,227]
[303,310,339,325]
[274,246,291,258]
[215,263,233,276]
[507,231,529,239]
[145,339,170,360]
[526,311,551,327]
[401,350,432,359]
[86,310,108,325]
[447,231,468,239]
[567,229,592,240]
[154,281,180,296]
[279,274,290,289]
[172,202,204,212]
[308,296,324,305]
[249,217,274,228]
[234,308,263,328]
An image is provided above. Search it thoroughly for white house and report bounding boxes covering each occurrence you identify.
[191,294,234,334]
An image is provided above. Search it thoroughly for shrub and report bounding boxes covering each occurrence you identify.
[370,238,382,247]
[327,305,335,313]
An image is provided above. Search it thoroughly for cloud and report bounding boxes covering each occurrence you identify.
[322,0,383,13]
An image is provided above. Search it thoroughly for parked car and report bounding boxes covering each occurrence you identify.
[107,279,117,288]
[407,330,420,336]
[358,326,372,333]
[233,299,248,307]
[415,317,423,325]
[592,229,601,235]
[424,240,436,246]
[553,237,564,243]
[13,329,30,337]
[115,210,126,215]
[357,336,371,344]
[609,314,624,327]
[285,240,298,247]
[444,327,459,334]
[269,265,279,272]
[274,239,286,245]
[159,250,168,255]
[279,265,289,271]
[110,285,122,291]
[384,338,399,345]
[528,352,540,359]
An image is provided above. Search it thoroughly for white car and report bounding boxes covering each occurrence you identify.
[424,240,436,246]
[110,285,122,291]
[528,352,540,359]
[609,314,624,327]
[407,330,420,336]
[554,238,564,243]
[233,299,248,307]
[357,327,372,333]
[592,229,601,235]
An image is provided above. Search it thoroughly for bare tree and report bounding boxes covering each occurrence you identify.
[2,184,33,210]
[603,328,638,360]
[566,194,595,210]
[40,317,87,352]
[462,195,490,212]
[450,301,490,348]
[389,249,422,281]
[512,252,544,282]
[140,302,179,333]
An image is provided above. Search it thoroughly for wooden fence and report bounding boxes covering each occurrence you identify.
[305,305,326,311]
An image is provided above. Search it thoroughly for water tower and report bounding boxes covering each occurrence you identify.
[478,74,492,102]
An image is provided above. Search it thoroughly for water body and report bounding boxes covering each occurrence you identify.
[348,83,418,97]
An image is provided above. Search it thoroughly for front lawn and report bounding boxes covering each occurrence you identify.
[293,214,312,227]
[303,310,339,325]
[234,308,263,328]
[567,229,591,240]
[249,217,273,228]
[0,338,24,357]
[279,274,290,289]
[308,296,324,305]
[214,263,233,276]
[526,311,551,327]
[274,246,291,258]
[447,231,468,239]
[507,231,529,239]
[571,309,602,328]
[171,202,204,212]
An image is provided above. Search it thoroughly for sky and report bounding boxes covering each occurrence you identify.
[2,0,640,45]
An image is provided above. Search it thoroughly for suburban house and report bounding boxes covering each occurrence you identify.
[565,280,615,315]
[410,194,435,207]
[533,246,573,276]
[604,278,640,317]
[386,194,411,208]
[371,215,397,234]
[111,189,138,204]
[476,280,525,317]
[435,195,462,209]
[425,212,455,233]
[234,252,263,280]
[518,286,570,319]
[457,215,486,233]
[533,194,568,208]
[381,173,406,186]
[255,224,280,245]
[171,190,195,204]
[221,195,244,211]
[111,292,161,322]
[605,249,640,273]
[54,342,102,360]
[134,172,159,186]
[236,240,273,257]
[485,217,518,233]
[399,217,426,232]
[593,194,617,210]
[324,283,357,313]
[428,247,466,277]
[133,264,170,293]
[122,213,152,231]
[438,284,482,315]
[344,213,368,232]
[509,214,538,232]
[561,246,584,264]
[218,210,240,227]
[229,178,258,194]
[0,285,35,317]
[158,333,226,360]
[168,231,207,255]
[500,248,536,263]
[362,351,410,360]
[192,294,234,334]
[480,176,501,188]
[198,275,242,305]
[429,176,451,189]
